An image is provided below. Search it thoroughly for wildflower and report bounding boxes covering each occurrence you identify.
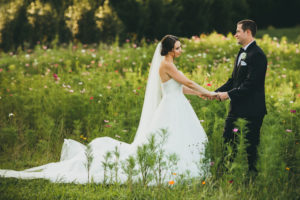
[126,39,130,43]
[290,110,296,113]
[168,180,174,185]
[202,181,206,185]
[104,120,109,123]
[207,83,212,87]
[107,86,111,89]
[285,167,290,171]
[0,68,3,72]
[133,44,137,48]
[172,172,177,175]
[210,162,215,166]
[105,124,112,128]
[80,135,84,138]
[44,85,48,89]
[83,137,87,140]
[116,59,120,63]
[78,82,83,85]
[115,134,121,139]
[53,73,58,80]
[200,120,204,123]
[233,128,239,133]
[69,90,74,93]
[90,96,94,100]
[286,129,292,133]
[229,180,233,184]
[290,101,294,104]
[8,113,14,117]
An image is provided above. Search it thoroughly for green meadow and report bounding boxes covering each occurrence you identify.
[0,33,299,199]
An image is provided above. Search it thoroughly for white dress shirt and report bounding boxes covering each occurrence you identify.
[227,40,255,101]
[237,40,255,65]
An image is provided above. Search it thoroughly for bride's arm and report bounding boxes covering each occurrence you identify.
[183,86,199,95]
[165,63,216,97]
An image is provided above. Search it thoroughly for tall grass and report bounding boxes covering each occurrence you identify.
[0,33,299,199]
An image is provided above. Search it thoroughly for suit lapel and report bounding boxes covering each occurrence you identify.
[233,49,243,78]
[233,41,257,79]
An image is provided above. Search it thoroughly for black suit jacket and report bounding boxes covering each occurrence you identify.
[216,41,267,117]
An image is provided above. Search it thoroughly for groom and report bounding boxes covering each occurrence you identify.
[215,19,267,173]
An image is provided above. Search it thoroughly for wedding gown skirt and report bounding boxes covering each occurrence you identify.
[0,78,208,184]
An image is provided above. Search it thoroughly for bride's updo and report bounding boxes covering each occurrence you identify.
[160,35,179,56]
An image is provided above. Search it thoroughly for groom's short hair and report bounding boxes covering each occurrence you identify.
[238,19,257,37]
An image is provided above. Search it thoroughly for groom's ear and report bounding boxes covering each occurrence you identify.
[246,29,252,36]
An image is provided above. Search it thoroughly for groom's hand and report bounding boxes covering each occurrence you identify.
[217,92,229,101]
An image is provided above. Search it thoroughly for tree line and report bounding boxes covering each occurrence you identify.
[0,0,299,51]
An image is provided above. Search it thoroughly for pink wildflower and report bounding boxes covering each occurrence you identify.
[53,73,58,80]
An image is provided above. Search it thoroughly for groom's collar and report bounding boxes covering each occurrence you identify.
[243,40,255,51]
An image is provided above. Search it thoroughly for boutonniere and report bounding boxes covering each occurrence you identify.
[240,52,247,60]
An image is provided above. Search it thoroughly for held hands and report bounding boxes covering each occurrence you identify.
[198,91,218,100]
[216,92,229,101]
[197,91,229,101]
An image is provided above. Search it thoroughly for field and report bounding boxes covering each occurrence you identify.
[257,26,300,43]
[0,33,299,199]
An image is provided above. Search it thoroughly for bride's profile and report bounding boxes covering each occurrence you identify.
[0,35,216,184]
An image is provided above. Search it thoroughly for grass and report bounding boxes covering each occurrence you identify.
[0,33,299,199]
[257,25,300,43]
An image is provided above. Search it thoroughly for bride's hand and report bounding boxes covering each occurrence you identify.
[198,92,217,100]
[206,92,218,100]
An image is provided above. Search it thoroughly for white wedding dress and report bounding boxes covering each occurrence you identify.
[0,43,208,184]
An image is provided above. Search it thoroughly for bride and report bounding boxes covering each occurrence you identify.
[0,35,217,184]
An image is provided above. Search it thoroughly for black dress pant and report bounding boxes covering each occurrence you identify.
[223,113,264,172]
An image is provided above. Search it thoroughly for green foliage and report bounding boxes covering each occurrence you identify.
[0,33,299,199]
[1,0,300,51]
[0,127,18,151]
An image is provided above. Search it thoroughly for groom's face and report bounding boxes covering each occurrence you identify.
[235,24,248,46]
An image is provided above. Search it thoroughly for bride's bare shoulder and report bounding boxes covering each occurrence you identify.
[160,60,175,70]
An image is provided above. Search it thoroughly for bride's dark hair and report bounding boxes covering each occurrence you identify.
[160,35,179,56]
